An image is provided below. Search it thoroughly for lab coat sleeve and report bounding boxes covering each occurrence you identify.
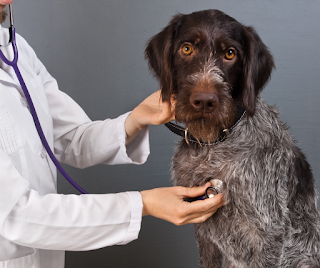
[18,35,150,168]
[0,150,143,250]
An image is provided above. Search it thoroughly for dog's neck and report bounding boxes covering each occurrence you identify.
[165,104,246,146]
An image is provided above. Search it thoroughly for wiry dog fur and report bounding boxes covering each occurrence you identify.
[145,9,320,268]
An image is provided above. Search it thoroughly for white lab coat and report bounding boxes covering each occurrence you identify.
[0,25,150,268]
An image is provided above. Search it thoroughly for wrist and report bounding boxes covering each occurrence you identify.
[140,190,151,217]
[125,112,145,144]
[129,109,146,131]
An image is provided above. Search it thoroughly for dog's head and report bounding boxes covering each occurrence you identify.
[145,9,274,142]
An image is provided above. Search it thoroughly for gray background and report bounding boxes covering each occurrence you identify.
[9,0,320,267]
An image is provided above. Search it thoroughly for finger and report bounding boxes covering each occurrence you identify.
[162,101,172,116]
[157,101,175,123]
[170,94,177,106]
[184,193,225,216]
[182,195,225,224]
[179,203,220,225]
[179,183,212,198]
[186,209,218,224]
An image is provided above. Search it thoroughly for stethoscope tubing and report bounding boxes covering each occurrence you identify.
[0,6,223,197]
[0,14,88,194]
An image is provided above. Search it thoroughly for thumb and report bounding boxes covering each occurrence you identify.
[181,183,211,198]
[158,101,175,123]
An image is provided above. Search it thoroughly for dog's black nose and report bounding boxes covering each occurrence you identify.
[190,92,217,113]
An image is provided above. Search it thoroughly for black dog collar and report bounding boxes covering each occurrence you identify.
[165,106,246,146]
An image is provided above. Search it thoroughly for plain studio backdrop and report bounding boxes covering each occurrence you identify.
[7,0,320,267]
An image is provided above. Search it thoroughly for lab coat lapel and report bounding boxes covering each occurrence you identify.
[0,24,37,87]
[0,25,21,86]
[0,43,20,85]
[0,67,18,84]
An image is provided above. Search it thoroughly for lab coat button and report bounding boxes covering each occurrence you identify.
[40,148,47,158]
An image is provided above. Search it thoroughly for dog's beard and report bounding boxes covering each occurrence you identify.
[175,90,234,143]
[174,61,235,143]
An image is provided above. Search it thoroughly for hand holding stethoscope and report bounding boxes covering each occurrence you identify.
[183,179,223,202]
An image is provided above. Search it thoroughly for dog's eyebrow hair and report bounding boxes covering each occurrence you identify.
[175,33,210,48]
[173,19,183,41]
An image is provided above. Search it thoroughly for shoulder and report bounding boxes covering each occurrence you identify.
[15,32,38,61]
[15,31,49,77]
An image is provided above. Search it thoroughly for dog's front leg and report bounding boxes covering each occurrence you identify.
[208,208,284,268]
[194,224,224,268]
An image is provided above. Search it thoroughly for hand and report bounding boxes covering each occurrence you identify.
[132,90,176,127]
[125,90,175,144]
[140,183,225,226]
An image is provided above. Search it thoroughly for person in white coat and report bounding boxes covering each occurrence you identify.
[0,2,225,268]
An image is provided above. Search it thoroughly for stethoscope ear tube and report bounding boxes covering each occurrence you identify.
[0,5,14,46]
[8,27,13,44]
[9,4,14,28]
[0,5,88,194]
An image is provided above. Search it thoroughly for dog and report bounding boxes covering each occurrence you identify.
[145,9,320,268]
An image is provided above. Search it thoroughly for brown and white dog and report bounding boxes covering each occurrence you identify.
[145,9,320,268]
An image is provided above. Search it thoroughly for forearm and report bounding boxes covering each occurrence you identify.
[2,190,142,250]
[55,112,150,167]
[0,150,143,250]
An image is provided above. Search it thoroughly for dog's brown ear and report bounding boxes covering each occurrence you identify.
[242,26,275,117]
[145,14,183,102]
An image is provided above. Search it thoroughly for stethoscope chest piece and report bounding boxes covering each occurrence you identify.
[183,179,223,202]
[205,179,223,199]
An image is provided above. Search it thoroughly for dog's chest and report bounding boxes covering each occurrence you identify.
[171,140,246,188]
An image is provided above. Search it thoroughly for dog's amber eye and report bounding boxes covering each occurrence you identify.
[225,49,236,60]
[182,44,193,55]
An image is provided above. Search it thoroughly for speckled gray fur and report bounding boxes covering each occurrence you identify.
[144,9,320,267]
[172,97,320,267]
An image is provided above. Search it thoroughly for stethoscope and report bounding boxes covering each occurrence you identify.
[0,5,223,198]
[183,179,223,202]
[0,5,88,194]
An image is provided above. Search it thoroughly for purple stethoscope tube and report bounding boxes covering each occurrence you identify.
[1,5,219,199]
[0,5,88,194]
